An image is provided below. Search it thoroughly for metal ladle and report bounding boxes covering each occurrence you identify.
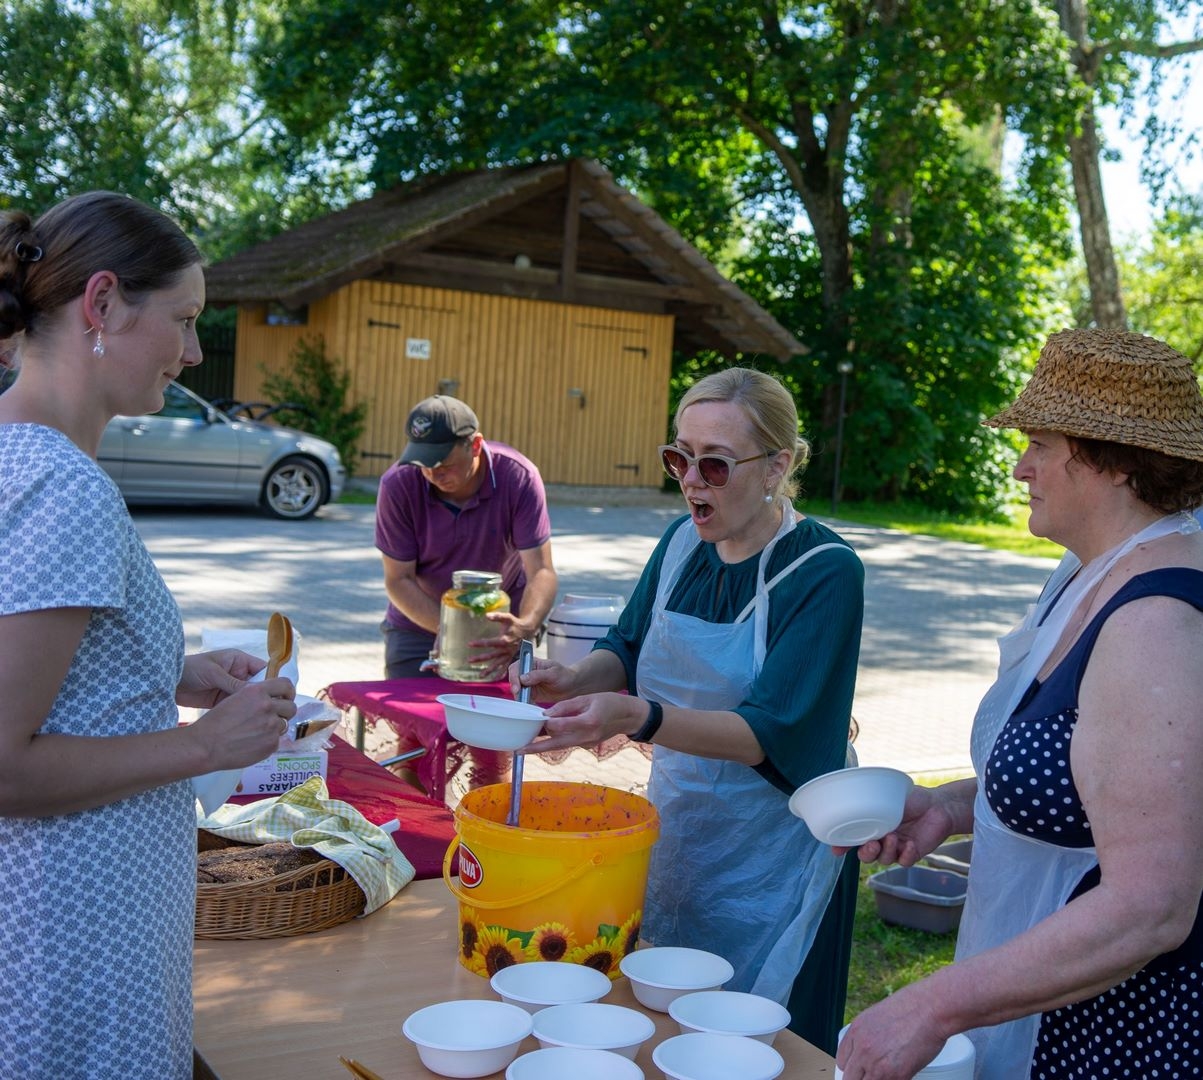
[506,640,535,827]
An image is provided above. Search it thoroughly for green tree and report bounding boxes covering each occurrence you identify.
[260,336,369,478]
[0,0,364,256]
[1122,194,1203,358]
[250,0,1080,510]
[1048,0,1203,329]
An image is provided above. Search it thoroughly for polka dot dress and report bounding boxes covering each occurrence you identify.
[985,568,1203,1079]
[0,426,192,1079]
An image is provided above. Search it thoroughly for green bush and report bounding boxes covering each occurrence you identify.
[260,335,368,477]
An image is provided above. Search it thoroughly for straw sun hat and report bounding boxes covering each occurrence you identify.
[984,329,1203,463]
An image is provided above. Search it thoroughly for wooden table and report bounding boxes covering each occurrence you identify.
[193,877,838,1079]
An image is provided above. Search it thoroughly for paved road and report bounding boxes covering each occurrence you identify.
[133,495,1059,786]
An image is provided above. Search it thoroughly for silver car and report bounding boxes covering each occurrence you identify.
[98,382,346,519]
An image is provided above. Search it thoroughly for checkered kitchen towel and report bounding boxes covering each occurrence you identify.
[197,777,415,913]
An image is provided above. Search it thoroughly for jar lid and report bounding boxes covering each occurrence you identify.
[452,570,503,588]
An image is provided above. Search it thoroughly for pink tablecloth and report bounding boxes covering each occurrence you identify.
[229,734,455,880]
[320,676,516,806]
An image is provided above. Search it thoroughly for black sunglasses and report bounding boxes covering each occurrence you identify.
[658,444,772,488]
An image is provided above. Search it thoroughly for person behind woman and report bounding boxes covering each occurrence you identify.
[514,367,864,1053]
[0,193,298,1079]
[836,329,1203,1079]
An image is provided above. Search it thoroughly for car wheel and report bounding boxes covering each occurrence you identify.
[262,456,328,519]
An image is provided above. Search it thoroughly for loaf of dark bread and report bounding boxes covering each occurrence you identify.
[196,841,325,885]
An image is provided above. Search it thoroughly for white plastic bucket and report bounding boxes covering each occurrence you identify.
[545,594,625,666]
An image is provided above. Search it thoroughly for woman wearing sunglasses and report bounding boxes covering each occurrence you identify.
[513,367,864,1054]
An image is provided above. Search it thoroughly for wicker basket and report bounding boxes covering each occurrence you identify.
[195,830,365,939]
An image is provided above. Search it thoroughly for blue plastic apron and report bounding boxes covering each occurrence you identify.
[637,504,853,1004]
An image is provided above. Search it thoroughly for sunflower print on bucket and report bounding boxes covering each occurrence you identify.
[469,925,525,976]
[567,933,621,978]
[526,921,577,962]
[458,906,483,961]
[616,910,641,959]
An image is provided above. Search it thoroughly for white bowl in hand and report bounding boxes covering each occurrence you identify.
[788,765,913,846]
[402,999,532,1078]
[668,989,791,1045]
[438,694,545,751]
[618,947,734,1012]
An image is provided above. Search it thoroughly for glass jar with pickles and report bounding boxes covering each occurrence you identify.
[437,570,511,681]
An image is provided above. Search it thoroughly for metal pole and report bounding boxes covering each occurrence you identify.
[831,364,850,515]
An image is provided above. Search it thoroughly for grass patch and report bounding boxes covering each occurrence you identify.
[803,497,1064,560]
[844,774,972,1020]
[337,488,379,505]
[846,860,959,1019]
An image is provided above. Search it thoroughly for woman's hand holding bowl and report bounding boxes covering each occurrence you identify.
[833,783,962,865]
[518,691,643,753]
[836,980,953,1080]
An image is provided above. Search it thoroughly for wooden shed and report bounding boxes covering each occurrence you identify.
[203,158,805,487]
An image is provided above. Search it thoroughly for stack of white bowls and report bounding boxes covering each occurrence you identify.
[835,1026,975,1080]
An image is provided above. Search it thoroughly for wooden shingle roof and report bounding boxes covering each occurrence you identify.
[204,159,805,359]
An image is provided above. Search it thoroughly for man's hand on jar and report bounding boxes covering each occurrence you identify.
[482,609,538,647]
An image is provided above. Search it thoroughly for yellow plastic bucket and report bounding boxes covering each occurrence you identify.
[443,781,659,979]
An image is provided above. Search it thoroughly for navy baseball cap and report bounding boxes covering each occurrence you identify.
[400,395,480,466]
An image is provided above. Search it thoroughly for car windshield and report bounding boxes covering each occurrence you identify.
[156,382,216,420]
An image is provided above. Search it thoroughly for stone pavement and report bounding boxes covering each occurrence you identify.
[134,491,1060,798]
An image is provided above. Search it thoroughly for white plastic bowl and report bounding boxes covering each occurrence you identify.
[618,947,734,1012]
[402,999,533,1078]
[668,989,791,1045]
[490,961,613,1014]
[532,1002,656,1059]
[788,765,914,846]
[439,693,546,751]
[653,1032,785,1080]
[506,1045,644,1079]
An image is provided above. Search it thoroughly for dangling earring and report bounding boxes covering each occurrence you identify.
[764,492,774,503]
[88,325,105,358]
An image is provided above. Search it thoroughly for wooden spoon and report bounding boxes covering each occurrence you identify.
[266,612,293,678]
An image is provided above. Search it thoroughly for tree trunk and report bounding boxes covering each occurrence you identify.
[1056,0,1127,329]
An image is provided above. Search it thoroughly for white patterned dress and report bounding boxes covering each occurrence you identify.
[0,424,193,1079]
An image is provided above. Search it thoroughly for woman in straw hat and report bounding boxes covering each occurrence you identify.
[837,329,1203,1079]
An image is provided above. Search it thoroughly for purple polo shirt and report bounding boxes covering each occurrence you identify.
[375,441,552,634]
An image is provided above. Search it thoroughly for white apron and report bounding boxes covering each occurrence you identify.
[638,503,855,1004]
[959,511,1200,1078]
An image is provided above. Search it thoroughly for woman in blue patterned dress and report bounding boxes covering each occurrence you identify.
[0,193,298,1079]
[837,330,1203,1079]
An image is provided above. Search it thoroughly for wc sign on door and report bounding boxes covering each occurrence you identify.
[458,844,484,887]
[406,338,431,360]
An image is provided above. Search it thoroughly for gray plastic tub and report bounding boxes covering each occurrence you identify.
[867,865,968,934]
[922,836,973,876]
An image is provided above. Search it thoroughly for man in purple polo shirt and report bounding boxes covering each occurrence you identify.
[375,394,558,678]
